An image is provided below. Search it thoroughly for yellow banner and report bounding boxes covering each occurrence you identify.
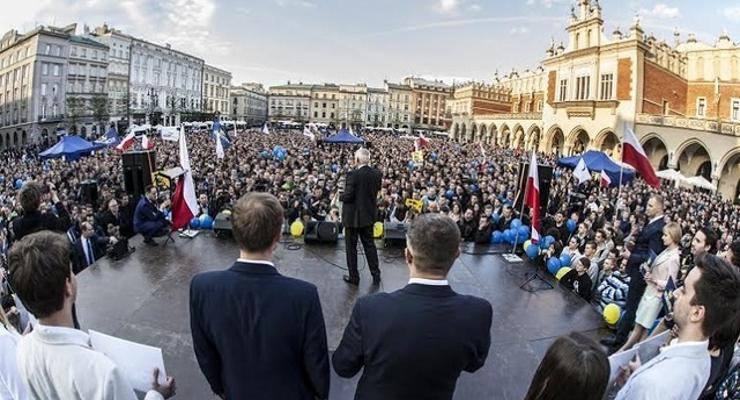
[405,198,423,213]
[412,150,424,163]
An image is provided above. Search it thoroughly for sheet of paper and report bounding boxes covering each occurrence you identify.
[89,330,166,392]
[637,330,670,364]
[608,347,639,386]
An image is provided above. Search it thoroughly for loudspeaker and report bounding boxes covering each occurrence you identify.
[305,221,339,243]
[122,151,156,199]
[383,222,408,247]
[79,180,98,207]
[514,162,553,215]
[213,211,233,238]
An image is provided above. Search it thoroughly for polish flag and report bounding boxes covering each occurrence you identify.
[525,151,541,244]
[622,124,660,188]
[170,125,198,230]
[600,172,612,188]
[414,134,430,151]
[115,132,135,151]
[141,134,154,150]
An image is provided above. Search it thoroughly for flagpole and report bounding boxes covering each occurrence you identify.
[512,150,532,255]
[614,125,626,226]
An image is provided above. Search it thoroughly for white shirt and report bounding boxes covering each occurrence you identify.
[236,258,275,267]
[16,323,163,400]
[408,278,449,286]
[82,238,93,265]
[0,326,27,400]
[648,215,664,225]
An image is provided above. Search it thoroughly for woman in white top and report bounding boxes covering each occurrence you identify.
[0,306,28,400]
[618,222,682,352]
[560,236,582,261]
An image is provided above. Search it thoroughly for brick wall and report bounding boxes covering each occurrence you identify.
[547,71,556,105]
[472,100,510,115]
[617,58,632,101]
[642,61,687,115]
[686,83,740,119]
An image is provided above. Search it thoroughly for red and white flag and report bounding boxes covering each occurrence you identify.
[622,124,660,188]
[170,125,199,230]
[600,172,612,188]
[525,151,541,244]
[414,134,430,151]
[115,132,135,151]
[141,134,154,150]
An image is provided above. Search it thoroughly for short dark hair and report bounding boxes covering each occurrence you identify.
[698,227,719,254]
[524,332,609,400]
[8,232,72,318]
[232,192,284,253]
[18,181,43,212]
[729,240,740,268]
[691,253,740,339]
[145,185,156,194]
[406,214,460,275]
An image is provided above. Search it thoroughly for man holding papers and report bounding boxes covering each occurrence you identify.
[614,254,740,400]
[189,192,329,399]
[7,231,176,400]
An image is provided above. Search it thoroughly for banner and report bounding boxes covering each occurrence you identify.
[411,150,424,163]
[405,198,423,213]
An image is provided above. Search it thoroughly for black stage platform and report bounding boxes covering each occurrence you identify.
[75,233,606,400]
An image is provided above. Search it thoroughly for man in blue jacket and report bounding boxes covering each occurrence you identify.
[133,185,169,246]
[189,192,329,400]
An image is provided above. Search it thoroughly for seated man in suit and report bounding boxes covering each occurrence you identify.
[133,186,170,246]
[99,198,132,237]
[189,192,329,400]
[72,221,117,274]
[333,213,493,400]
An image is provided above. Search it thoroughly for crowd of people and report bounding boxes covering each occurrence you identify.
[0,126,738,399]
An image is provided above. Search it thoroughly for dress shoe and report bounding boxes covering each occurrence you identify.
[343,275,359,286]
[372,274,381,285]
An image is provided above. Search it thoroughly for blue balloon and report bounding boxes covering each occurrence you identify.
[490,231,503,244]
[559,254,572,267]
[526,244,540,259]
[199,215,214,229]
[190,217,201,229]
[331,164,338,173]
[502,229,513,244]
[491,212,501,223]
[566,219,577,233]
[518,225,530,238]
[547,257,563,275]
[510,218,522,230]
[445,190,454,199]
[408,161,415,169]
[15,178,23,189]
[260,150,269,159]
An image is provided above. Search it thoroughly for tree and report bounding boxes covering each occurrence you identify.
[91,96,110,133]
[65,97,87,134]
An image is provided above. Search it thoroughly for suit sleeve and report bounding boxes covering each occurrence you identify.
[339,171,356,203]
[332,299,365,378]
[464,301,492,373]
[302,287,330,399]
[647,225,666,261]
[189,278,224,396]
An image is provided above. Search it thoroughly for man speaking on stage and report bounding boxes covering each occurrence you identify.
[340,148,382,286]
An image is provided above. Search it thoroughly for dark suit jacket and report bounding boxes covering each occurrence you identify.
[99,210,132,237]
[332,284,492,400]
[341,165,382,228]
[72,235,108,274]
[133,197,166,229]
[627,216,666,276]
[11,202,70,243]
[189,261,329,400]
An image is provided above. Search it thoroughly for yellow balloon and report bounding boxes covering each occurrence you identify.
[290,220,304,237]
[373,222,384,238]
[555,266,571,281]
[221,210,232,216]
[523,240,531,252]
[603,304,621,325]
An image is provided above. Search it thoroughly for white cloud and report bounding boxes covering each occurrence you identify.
[526,0,535,5]
[364,15,560,37]
[276,0,317,8]
[509,26,530,35]
[433,0,462,14]
[525,0,554,8]
[640,3,681,19]
[468,3,482,12]
[723,6,740,22]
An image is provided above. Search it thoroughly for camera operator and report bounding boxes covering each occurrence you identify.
[11,182,70,244]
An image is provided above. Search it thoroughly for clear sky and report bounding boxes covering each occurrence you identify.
[2,1,739,87]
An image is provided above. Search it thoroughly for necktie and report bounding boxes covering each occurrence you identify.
[86,239,94,266]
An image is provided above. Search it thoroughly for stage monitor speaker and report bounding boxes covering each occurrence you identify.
[213,211,233,238]
[383,222,408,247]
[514,162,553,215]
[122,150,156,199]
[79,180,99,207]
[305,221,339,243]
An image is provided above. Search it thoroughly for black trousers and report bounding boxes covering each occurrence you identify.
[345,225,380,281]
[615,267,647,343]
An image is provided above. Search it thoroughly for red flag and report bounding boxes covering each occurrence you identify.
[600,172,612,188]
[525,151,541,244]
[622,124,660,188]
[414,134,430,151]
[141,134,154,150]
[171,126,198,229]
[115,132,135,151]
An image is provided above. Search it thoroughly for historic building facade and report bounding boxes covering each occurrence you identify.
[450,0,740,200]
[0,24,74,148]
[404,77,452,131]
[337,84,368,130]
[65,34,109,138]
[129,38,204,126]
[89,24,132,130]
[230,82,267,126]
[385,81,413,129]
[310,83,339,125]
[268,82,312,123]
[203,64,232,117]
[367,87,389,127]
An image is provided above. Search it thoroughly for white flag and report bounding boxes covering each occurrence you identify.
[573,157,591,184]
[262,123,270,135]
[215,132,224,159]
[303,127,315,141]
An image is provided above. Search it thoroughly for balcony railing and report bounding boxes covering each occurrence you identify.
[635,113,740,137]
[456,112,543,120]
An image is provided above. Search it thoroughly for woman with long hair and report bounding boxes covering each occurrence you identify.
[524,332,609,400]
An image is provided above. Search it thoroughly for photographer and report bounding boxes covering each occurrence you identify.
[11,182,70,243]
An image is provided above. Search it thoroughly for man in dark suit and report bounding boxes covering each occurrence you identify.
[340,148,382,285]
[602,194,666,349]
[118,194,135,238]
[189,192,329,400]
[72,221,116,274]
[11,181,70,243]
[133,185,170,246]
[333,213,492,400]
[99,198,132,237]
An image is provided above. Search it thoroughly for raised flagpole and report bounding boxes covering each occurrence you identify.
[512,150,532,255]
[614,123,626,225]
